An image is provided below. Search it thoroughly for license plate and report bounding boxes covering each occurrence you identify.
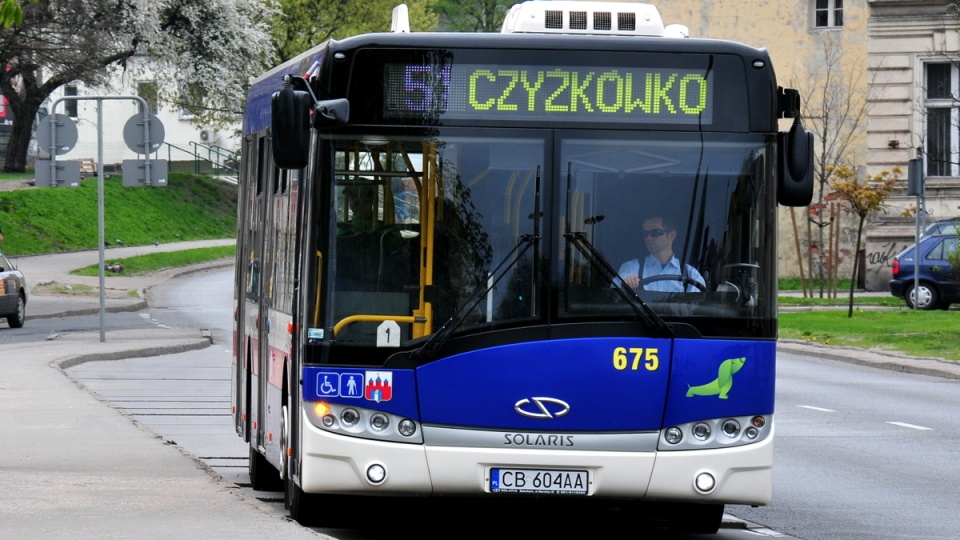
[489,468,588,495]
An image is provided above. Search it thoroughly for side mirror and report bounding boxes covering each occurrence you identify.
[778,118,814,207]
[271,85,313,170]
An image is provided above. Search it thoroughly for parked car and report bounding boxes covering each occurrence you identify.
[889,234,959,310]
[0,249,27,327]
[923,218,959,237]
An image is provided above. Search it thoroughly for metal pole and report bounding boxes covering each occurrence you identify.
[142,101,152,185]
[48,112,58,186]
[98,99,106,341]
[914,147,922,310]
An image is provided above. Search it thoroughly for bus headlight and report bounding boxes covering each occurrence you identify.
[398,419,417,437]
[721,419,740,438]
[659,415,772,451]
[664,427,683,445]
[340,408,360,427]
[370,413,389,431]
[305,402,423,444]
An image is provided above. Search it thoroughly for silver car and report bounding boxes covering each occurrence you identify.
[0,250,26,328]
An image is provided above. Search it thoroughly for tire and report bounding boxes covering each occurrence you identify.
[906,282,939,311]
[7,293,25,328]
[249,444,283,492]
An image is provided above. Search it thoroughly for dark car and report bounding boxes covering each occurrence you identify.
[0,253,27,328]
[923,218,959,237]
[889,234,959,310]
[0,250,26,327]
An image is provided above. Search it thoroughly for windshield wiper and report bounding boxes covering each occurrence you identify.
[565,231,672,338]
[409,234,539,363]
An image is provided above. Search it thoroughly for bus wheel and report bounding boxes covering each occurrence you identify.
[279,403,289,481]
[668,503,724,534]
[249,445,282,492]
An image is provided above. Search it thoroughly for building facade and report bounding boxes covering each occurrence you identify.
[866,0,960,290]
[33,56,238,175]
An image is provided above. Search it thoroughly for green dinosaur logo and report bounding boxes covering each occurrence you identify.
[686,357,746,399]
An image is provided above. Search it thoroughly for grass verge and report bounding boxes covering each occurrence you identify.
[0,172,237,256]
[778,295,905,307]
[778,309,960,361]
[70,246,236,276]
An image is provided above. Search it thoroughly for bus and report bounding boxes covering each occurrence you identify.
[233,1,813,533]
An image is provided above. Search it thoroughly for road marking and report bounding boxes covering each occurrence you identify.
[798,405,835,412]
[887,421,933,431]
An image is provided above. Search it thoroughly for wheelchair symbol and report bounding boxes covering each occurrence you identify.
[317,373,339,396]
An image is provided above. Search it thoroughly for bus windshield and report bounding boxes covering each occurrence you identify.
[325,129,775,349]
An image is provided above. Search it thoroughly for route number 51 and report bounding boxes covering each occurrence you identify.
[613,347,659,371]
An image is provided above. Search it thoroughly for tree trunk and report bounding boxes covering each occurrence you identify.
[2,88,49,173]
[847,216,865,318]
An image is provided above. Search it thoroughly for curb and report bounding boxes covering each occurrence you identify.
[54,335,214,370]
[778,340,960,381]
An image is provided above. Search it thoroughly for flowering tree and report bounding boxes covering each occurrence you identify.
[0,0,276,172]
[831,165,901,317]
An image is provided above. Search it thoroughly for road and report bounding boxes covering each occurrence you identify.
[64,267,960,539]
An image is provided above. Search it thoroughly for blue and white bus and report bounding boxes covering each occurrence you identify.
[233,1,813,533]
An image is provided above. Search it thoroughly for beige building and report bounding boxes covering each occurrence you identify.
[657,1,873,289]
[657,1,960,291]
[865,1,960,290]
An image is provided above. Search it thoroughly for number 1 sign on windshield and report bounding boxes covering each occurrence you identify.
[377,320,401,347]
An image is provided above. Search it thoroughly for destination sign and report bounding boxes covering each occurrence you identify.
[384,63,713,124]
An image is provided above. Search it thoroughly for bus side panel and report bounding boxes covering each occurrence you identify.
[662,339,776,428]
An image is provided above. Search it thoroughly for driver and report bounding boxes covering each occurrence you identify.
[617,215,705,293]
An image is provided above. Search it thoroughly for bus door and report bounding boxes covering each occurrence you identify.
[241,134,271,446]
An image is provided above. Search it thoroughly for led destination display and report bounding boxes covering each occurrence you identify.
[384,63,713,124]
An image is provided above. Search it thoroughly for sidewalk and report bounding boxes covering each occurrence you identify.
[0,241,323,538]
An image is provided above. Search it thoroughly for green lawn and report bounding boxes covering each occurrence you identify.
[0,172,237,256]
[70,246,236,276]
[778,309,960,361]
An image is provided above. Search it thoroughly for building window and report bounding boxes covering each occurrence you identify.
[64,85,78,117]
[925,63,958,177]
[814,0,843,28]
[137,81,158,114]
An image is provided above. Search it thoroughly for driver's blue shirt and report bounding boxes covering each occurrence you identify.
[617,255,705,292]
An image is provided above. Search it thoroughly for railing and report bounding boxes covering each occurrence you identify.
[163,141,240,182]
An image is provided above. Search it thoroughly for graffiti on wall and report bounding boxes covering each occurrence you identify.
[864,240,911,291]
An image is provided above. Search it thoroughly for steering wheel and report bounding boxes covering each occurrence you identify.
[638,274,706,292]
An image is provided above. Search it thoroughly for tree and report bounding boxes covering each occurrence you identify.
[431,0,512,32]
[0,0,275,172]
[272,0,438,63]
[793,34,869,297]
[831,165,901,317]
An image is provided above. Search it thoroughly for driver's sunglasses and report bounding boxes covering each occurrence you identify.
[643,228,668,238]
